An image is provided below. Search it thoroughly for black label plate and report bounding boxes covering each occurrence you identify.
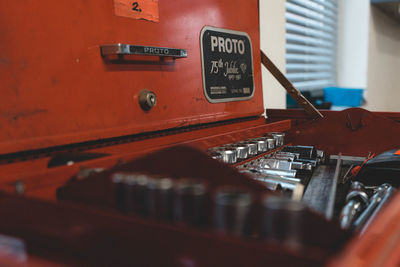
[200,26,254,103]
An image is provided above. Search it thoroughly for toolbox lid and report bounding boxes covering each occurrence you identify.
[0,0,263,155]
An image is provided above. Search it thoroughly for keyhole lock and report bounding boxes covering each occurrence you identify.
[138,89,157,111]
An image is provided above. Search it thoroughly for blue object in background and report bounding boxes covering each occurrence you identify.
[370,0,400,3]
[323,87,364,107]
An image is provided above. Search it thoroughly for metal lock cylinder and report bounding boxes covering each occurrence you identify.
[139,89,157,111]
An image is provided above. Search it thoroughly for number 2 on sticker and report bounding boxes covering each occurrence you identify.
[132,2,142,12]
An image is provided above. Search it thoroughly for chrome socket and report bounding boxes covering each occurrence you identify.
[220,148,238,164]
[224,144,250,159]
[214,187,253,236]
[256,136,275,151]
[251,138,269,152]
[265,137,276,150]
[174,178,208,226]
[269,132,285,147]
[209,147,238,164]
[238,141,258,156]
[112,173,151,215]
[261,196,307,248]
[146,177,175,220]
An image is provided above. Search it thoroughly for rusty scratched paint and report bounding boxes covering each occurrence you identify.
[2,109,48,122]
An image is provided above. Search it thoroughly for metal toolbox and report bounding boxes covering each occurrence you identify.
[0,1,400,266]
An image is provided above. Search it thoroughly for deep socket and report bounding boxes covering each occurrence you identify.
[214,187,253,236]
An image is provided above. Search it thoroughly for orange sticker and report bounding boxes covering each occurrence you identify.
[114,0,159,22]
[395,149,400,155]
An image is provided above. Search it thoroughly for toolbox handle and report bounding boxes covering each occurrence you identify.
[100,43,187,58]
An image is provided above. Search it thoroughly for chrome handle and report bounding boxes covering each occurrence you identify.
[100,43,187,58]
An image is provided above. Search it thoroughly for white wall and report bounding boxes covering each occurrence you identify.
[364,6,400,112]
[259,0,286,111]
[337,0,370,89]
[258,1,400,112]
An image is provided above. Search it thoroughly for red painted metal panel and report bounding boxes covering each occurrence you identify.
[0,120,291,200]
[267,108,400,156]
[328,192,400,267]
[0,0,263,155]
[267,109,400,123]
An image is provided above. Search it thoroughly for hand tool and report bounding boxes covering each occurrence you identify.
[239,170,286,192]
[223,144,249,159]
[240,169,300,184]
[239,169,304,200]
[258,158,293,171]
[282,146,317,160]
[208,147,238,164]
[146,177,175,220]
[258,158,312,171]
[214,187,253,236]
[271,152,299,161]
[174,178,208,226]
[112,172,126,211]
[339,181,369,230]
[269,132,285,147]
[352,184,386,232]
[260,137,276,150]
[249,138,269,152]
[354,184,397,235]
[255,176,304,198]
[112,173,150,214]
[254,167,297,178]
[237,141,258,156]
[261,196,307,249]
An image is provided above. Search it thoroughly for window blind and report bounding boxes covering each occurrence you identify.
[286,0,338,91]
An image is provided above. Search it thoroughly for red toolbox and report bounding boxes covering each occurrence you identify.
[0,0,400,266]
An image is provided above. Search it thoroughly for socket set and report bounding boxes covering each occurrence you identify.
[237,146,322,199]
[207,132,285,164]
[113,173,208,226]
[110,171,331,246]
[56,141,400,266]
[57,144,383,266]
[208,134,323,200]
